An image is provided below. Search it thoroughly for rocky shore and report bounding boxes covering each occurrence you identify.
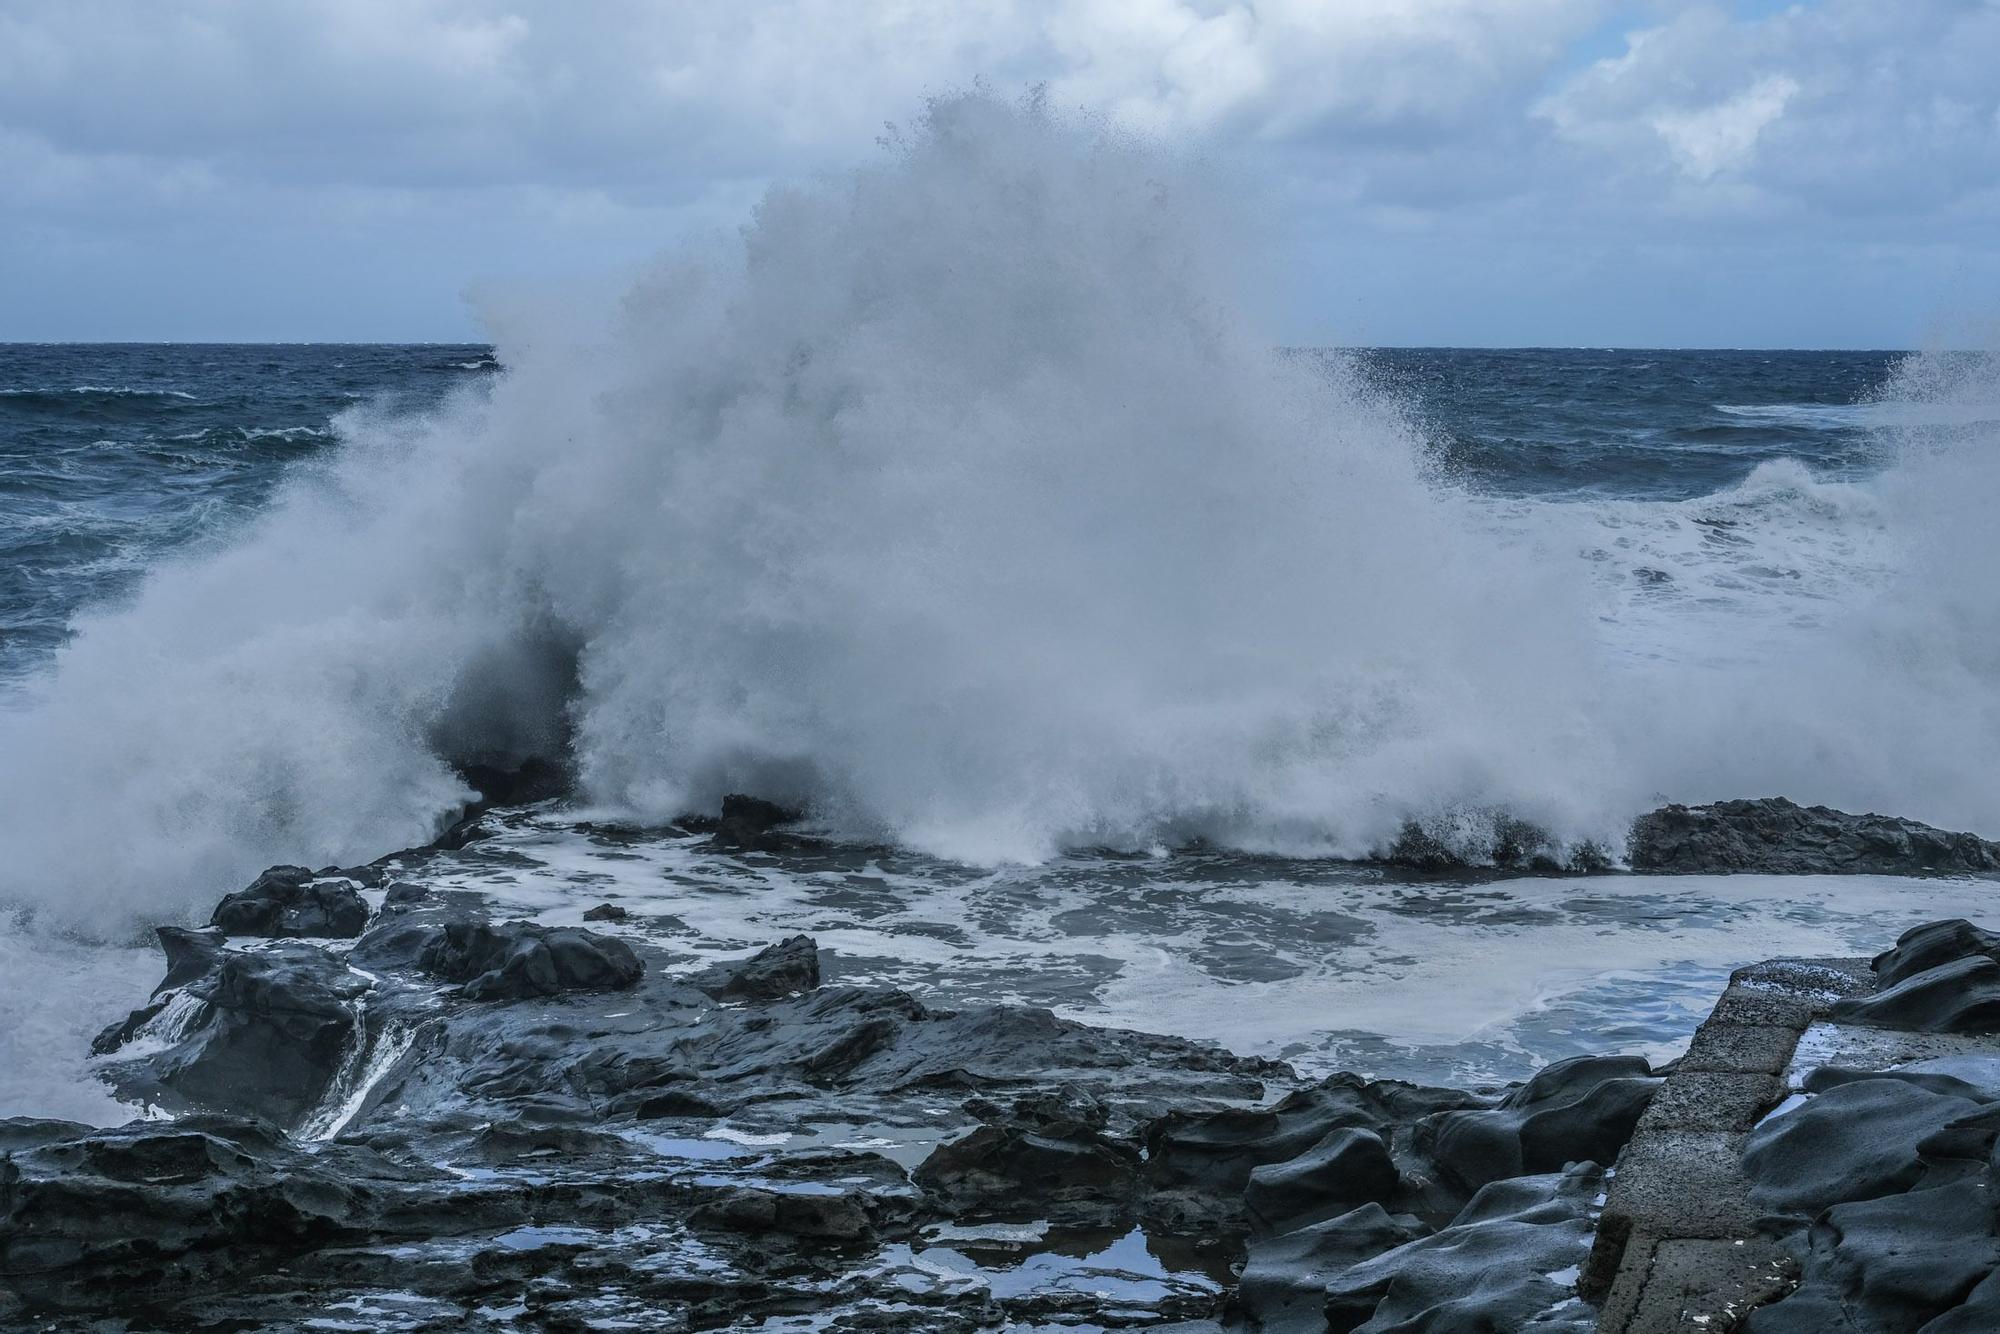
[6,794,2000,1330]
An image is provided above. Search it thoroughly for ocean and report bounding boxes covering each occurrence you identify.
[6,337,2000,1127]
[4,101,2000,1129]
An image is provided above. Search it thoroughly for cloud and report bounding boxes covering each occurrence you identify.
[0,0,1995,342]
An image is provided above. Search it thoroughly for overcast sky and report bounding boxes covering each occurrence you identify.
[3,0,1997,347]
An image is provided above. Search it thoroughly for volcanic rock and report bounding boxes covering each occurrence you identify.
[1322,1164,1600,1334]
[1629,797,2000,875]
[693,934,821,1001]
[210,865,369,938]
[1416,1054,1657,1194]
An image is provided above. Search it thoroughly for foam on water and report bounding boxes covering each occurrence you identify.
[3,95,1996,940]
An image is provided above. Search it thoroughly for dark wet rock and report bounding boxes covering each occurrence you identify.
[693,934,821,1001]
[581,902,628,922]
[710,792,805,850]
[914,1116,1142,1228]
[688,1186,876,1243]
[1743,1077,1988,1217]
[1245,1126,1400,1231]
[210,864,370,938]
[1416,1054,1658,1194]
[1239,1203,1425,1333]
[1322,1164,1600,1334]
[368,918,644,1001]
[0,1115,450,1313]
[1872,918,2000,987]
[1143,1073,1479,1230]
[95,940,368,1127]
[1832,953,2000,1034]
[1746,1179,2000,1333]
[1629,797,2000,875]
[379,881,430,913]
[458,756,570,809]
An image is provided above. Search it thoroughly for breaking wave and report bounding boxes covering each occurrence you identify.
[1,92,1997,933]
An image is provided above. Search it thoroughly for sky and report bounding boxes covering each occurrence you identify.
[2,0,1997,348]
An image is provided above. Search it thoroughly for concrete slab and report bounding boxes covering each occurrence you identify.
[1636,1071,1785,1134]
[1677,1022,1799,1077]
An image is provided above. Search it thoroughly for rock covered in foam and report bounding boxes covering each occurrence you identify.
[1628,797,2000,875]
[209,865,369,938]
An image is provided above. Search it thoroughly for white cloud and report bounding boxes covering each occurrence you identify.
[1648,72,1798,181]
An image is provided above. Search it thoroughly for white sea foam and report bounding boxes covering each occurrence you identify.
[0,92,1996,937]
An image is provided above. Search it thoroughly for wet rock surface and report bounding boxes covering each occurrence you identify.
[210,863,372,937]
[1628,797,2000,876]
[23,796,2000,1330]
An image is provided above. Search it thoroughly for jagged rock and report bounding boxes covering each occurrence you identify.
[0,1115,450,1313]
[710,793,805,850]
[359,918,644,1001]
[1416,1054,1657,1193]
[94,940,368,1127]
[914,1089,1135,1228]
[1742,1077,1988,1217]
[1239,1203,1426,1333]
[1322,1164,1600,1334]
[1832,953,2000,1034]
[582,902,629,922]
[694,934,821,1001]
[209,865,370,938]
[1629,797,2000,875]
[1244,1126,1400,1231]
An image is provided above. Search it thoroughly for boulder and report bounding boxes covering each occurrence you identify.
[693,935,821,1001]
[209,866,369,938]
[1417,1054,1657,1193]
[581,903,628,922]
[1629,798,2000,875]
[94,940,367,1127]
[709,793,805,850]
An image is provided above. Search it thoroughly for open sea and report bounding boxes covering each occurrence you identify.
[5,339,1999,1125]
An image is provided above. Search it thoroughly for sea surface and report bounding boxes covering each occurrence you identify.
[6,341,1999,1125]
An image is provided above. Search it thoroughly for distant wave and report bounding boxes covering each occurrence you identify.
[1716,400,2000,430]
[0,386,197,399]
